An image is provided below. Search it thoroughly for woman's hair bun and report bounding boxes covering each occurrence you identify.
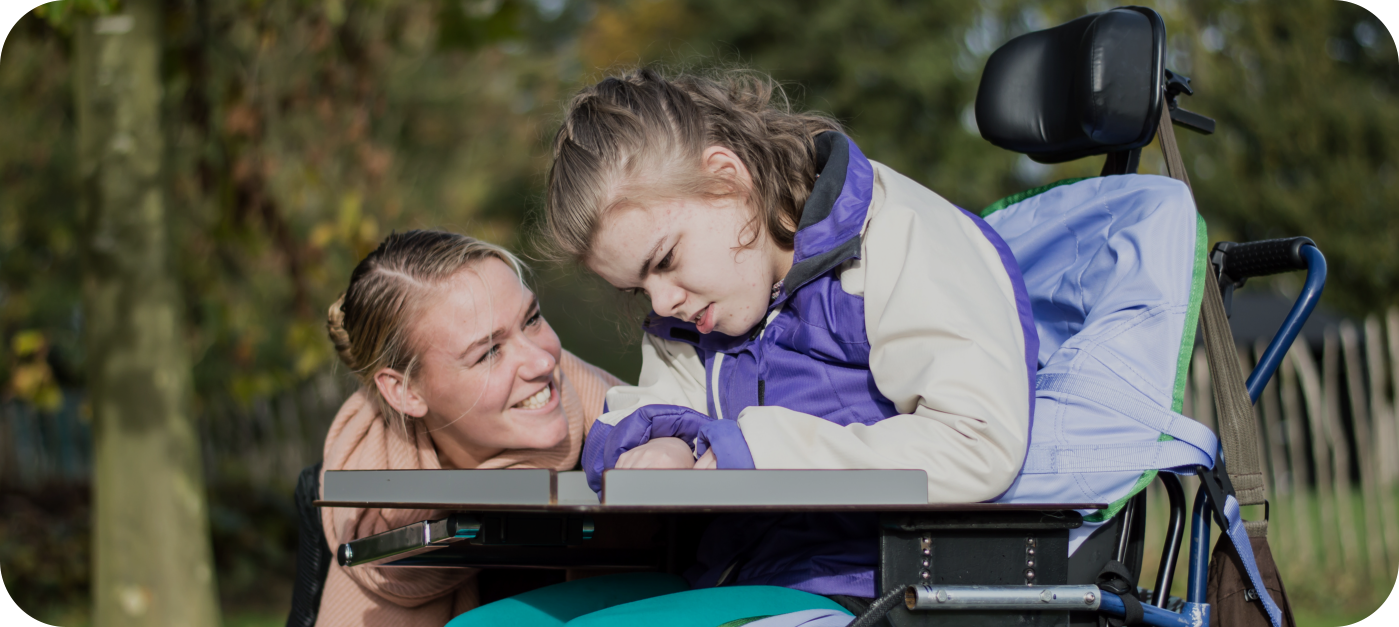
[326,292,356,368]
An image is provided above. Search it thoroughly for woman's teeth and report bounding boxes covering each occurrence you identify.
[515,385,551,410]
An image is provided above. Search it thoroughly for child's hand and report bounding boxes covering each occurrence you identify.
[615,437,695,469]
[693,450,717,469]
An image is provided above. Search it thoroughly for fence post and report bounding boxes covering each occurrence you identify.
[1341,320,1390,583]
[1256,340,1289,496]
[1293,343,1343,571]
[1280,352,1314,566]
[1323,328,1361,574]
[1375,312,1399,580]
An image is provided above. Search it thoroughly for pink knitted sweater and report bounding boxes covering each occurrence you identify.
[316,350,622,626]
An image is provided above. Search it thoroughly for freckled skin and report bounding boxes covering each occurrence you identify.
[587,147,794,337]
[585,147,795,470]
[376,258,569,470]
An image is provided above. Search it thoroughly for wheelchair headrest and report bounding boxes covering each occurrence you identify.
[975,6,1165,164]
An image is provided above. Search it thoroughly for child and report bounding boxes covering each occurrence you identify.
[453,67,1037,626]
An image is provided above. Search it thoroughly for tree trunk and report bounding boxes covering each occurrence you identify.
[76,2,223,625]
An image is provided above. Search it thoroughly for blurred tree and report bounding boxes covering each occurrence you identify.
[576,0,1398,313]
[72,0,221,624]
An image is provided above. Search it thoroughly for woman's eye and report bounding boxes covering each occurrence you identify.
[526,310,543,326]
[477,345,501,365]
[656,249,675,271]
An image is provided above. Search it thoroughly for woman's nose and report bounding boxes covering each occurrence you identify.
[518,337,556,379]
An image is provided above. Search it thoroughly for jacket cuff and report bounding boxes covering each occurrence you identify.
[695,420,756,469]
[584,405,714,493]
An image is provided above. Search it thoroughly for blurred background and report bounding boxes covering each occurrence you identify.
[0,0,1396,625]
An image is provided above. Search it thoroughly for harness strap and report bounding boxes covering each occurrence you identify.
[1219,494,1285,627]
[1159,107,1282,627]
[1021,374,1218,475]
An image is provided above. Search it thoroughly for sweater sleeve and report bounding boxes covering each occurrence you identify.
[721,163,1033,503]
[581,332,712,492]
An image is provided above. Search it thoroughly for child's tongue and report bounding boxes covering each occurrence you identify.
[696,304,715,334]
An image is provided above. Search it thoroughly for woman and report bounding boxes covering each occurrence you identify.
[316,229,687,626]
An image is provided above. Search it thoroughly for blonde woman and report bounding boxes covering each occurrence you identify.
[316,229,687,626]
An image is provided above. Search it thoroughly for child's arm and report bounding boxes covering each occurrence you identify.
[581,332,714,492]
[695,165,1034,503]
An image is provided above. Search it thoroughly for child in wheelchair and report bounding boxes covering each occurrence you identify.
[448,66,1038,626]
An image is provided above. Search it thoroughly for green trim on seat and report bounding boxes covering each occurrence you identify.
[980,177,1093,218]
[1174,213,1209,414]
[1083,212,1209,523]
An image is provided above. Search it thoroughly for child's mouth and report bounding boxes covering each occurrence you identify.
[694,304,715,334]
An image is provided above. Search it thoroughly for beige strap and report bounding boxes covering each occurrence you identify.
[1157,108,1270,536]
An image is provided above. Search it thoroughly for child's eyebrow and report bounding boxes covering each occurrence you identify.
[637,237,664,283]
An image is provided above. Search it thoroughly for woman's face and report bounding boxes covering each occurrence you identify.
[386,257,567,465]
[586,147,794,337]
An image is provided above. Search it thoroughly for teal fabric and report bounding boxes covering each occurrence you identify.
[446,572,689,627]
[563,586,851,627]
[446,576,851,627]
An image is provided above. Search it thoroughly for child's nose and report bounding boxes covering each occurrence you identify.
[649,281,687,319]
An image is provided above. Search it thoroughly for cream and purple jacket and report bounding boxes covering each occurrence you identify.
[580,132,1038,597]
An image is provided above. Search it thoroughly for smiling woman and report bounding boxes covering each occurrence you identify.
[313,229,662,627]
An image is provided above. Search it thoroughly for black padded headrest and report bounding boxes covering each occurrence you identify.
[975,6,1165,163]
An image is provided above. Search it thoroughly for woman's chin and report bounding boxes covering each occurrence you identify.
[506,405,570,449]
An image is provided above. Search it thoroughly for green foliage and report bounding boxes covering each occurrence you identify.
[581,0,1399,315]
[1,0,612,407]
[30,0,121,33]
[2,0,1396,409]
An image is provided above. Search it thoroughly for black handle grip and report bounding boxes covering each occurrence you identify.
[1216,237,1315,282]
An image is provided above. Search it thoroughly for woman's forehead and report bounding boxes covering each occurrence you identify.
[425,261,530,328]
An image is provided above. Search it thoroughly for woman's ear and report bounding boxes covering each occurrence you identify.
[373,368,429,418]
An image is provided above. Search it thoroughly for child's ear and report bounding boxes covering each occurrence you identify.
[373,367,430,418]
[702,145,754,190]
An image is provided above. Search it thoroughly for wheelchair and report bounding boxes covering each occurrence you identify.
[289,7,1322,627]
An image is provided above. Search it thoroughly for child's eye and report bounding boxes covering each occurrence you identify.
[656,249,675,271]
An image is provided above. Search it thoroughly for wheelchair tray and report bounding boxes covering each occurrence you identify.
[317,470,1103,570]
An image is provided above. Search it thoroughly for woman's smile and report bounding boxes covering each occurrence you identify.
[512,381,556,411]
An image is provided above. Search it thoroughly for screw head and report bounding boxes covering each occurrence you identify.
[1026,559,1035,568]
[936,589,950,603]
[1084,592,1097,605]
[1023,568,1036,581]
[921,571,931,580]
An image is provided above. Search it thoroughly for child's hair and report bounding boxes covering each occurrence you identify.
[326,229,525,435]
[545,67,843,263]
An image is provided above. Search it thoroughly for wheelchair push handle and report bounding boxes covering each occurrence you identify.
[1212,237,1316,285]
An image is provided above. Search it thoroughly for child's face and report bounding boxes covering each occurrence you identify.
[588,192,790,336]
